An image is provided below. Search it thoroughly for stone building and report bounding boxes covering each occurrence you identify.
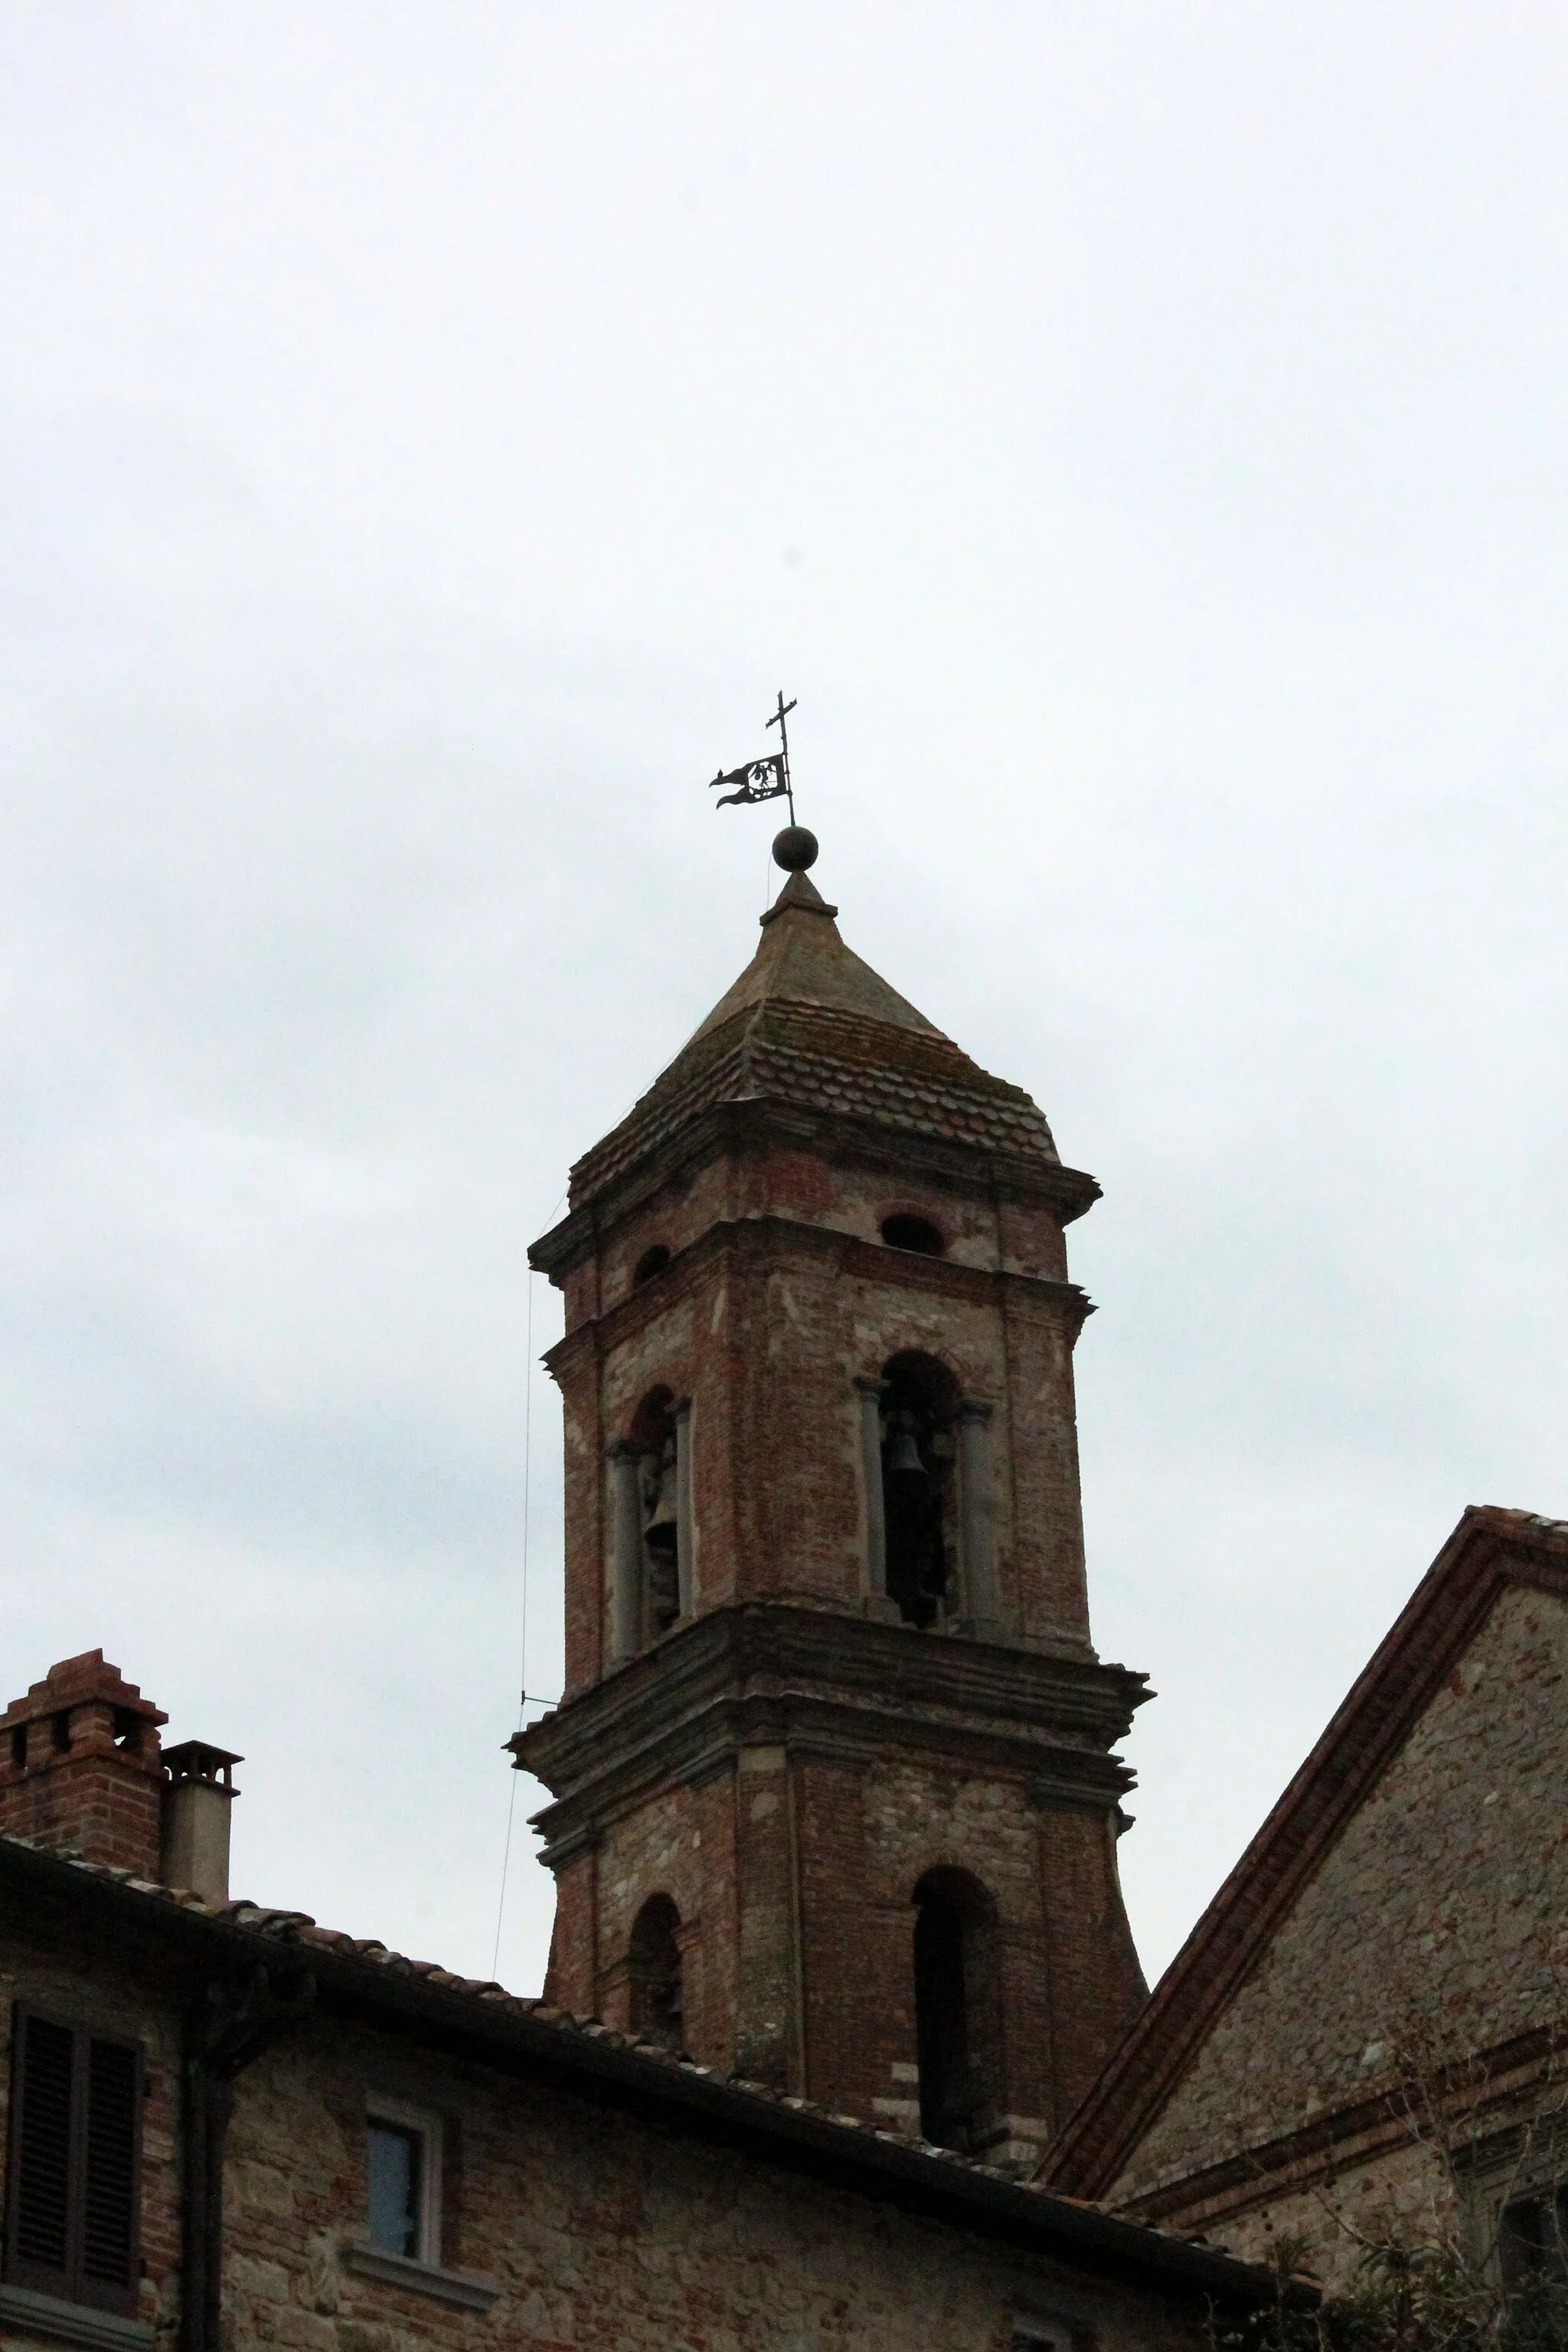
[518,832,1149,2165]
[0,1738,1280,2352]
[1042,1506,1568,2288]
[0,835,1293,2352]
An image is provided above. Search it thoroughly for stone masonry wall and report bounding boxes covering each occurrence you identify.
[1111,1583,1568,2221]
[219,2007,1216,2352]
[0,1894,1222,2352]
[0,1908,186,2350]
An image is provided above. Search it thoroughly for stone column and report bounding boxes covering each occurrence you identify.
[854,1377,898,1619]
[959,1401,1002,1638]
[675,1400,694,1619]
[608,1440,643,1664]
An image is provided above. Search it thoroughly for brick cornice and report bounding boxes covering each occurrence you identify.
[1113,2018,1566,2233]
[1041,1507,1568,2200]
[541,1212,1093,1374]
[531,1099,1099,1281]
[514,1602,1146,1852]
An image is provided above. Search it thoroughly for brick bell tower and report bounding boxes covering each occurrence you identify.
[514,825,1149,2169]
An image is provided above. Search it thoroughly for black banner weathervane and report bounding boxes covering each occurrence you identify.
[709,692,799,823]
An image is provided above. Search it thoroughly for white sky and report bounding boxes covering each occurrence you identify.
[2,3,1565,2002]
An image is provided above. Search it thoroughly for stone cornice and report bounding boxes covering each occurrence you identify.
[531,1099,1100,1281]
[512,1602,1148,1850]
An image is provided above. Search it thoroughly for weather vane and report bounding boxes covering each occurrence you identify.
[709,691,799,825]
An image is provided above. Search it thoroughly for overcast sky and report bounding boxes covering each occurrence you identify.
[3,3,1565,2001]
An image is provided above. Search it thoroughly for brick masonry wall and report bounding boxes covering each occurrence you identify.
[1109,1583,1568,2246]
[0,1752,163,1879]
[564,1735,1142,2154]
[559,1154,1095,1678]
[572,1143,1072,1336]
[535,1054,1133,2148]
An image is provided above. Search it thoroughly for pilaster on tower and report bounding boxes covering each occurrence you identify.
[515,828,1149,2171]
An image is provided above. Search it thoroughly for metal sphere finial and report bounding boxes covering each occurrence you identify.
[772,825,818,873]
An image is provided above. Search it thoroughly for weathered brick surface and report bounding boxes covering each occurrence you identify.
[554,1171,1096,1677]
[0,1651,168,1878]
[522,875,1148,2152]
[1106,1581,1568,2266]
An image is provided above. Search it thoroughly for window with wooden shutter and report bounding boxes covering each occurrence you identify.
[5,2007,143,2318]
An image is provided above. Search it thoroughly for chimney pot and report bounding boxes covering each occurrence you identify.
[160,1740,243,1905]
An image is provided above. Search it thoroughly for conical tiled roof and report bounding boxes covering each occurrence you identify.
[689,869,938,1040]
[569,864,1070,1209]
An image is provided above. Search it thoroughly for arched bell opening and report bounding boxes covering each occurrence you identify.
[628,1893,684,2051]
[912,1866,1003,2152]
[629,1387,681,1643]
[879,1351,961,1628]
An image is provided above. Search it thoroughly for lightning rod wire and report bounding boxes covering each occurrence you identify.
[492,1263,536,1981]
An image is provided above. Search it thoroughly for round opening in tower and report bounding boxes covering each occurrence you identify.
[633,1243,672,1287]
[880,1214,945,1258]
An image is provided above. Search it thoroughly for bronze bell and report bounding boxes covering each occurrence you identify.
[887,1416,926,1478]
[643,1444,679,1553]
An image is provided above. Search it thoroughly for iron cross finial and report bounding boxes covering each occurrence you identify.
[709,691,799,823]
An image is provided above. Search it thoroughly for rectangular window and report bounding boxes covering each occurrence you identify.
[1501,2185,1568,2288]
[4,2007,142,2318]
[365,2102,441,2265]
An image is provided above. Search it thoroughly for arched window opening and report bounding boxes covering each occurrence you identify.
[629,1893,684,2050]
[881,1214,945,1257]
[630,1389,681,1642]
[913,1868,1002,2152]
[633,1243,672,1287]
[880,1351,960,1628]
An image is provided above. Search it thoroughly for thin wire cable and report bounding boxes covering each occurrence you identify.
[492,1266,535,1981]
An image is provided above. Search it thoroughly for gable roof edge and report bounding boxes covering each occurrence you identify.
[1040,1504,1568,2200]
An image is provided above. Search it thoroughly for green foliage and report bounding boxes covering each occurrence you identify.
[1212,2234,1568,2352]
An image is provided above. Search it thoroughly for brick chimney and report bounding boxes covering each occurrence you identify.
[0,1651,168,1877]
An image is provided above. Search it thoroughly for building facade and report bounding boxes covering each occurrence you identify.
[518,836,1149,2167]
[0,1666,1282,2352]
[1042,1508,1568,2291]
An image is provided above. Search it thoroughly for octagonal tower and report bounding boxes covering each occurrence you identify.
[514,840,1148,2169]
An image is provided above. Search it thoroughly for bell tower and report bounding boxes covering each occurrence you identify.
[514,828,1148,2170]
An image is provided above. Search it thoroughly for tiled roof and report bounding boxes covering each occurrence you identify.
[0,1826,1290,2306]
[571,874,1062,1205]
